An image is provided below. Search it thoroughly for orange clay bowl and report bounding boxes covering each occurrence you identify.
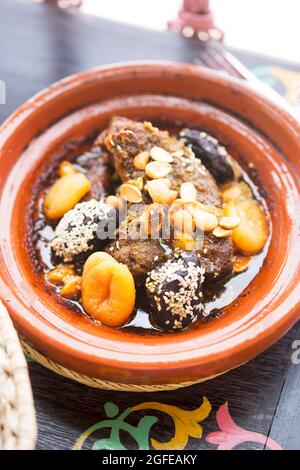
[0,62,300,388]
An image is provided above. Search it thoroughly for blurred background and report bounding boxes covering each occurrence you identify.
[80,0,299,63]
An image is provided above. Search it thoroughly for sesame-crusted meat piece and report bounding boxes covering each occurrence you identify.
[103,117,221,207]
[145,252,205,331]
[74,146,114,201]
[51,200,115,262]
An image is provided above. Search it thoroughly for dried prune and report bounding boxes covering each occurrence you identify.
[180,129,234,183]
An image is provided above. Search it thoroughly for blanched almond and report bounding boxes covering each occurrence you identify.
[43,173,91,220]
[136,177,144,190]
[180,182,197,201]
[167,190,178,205]
[169,199,200,223]
[133,151,150,170]
[120,183,143,203]
[158,178,172,189]
[146,179,170,204]
[142,204,164,237]
[194,210,219,232]
[105,195,121,209]
[150,146,173,163]
[173,209,195,234]
[219,216,241,230]
[145,161,171,179]
[213,226,233,238]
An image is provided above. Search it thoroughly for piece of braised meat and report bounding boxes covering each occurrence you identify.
[103,117,221,207]
[74,145,113,200]
[106,237,167,287]
[201,234,233,281]
[103,117,233,284]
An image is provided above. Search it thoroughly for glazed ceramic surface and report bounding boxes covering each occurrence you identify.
[0,63,299,385]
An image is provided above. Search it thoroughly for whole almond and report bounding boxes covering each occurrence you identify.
[167,190,178,205]
[147,179,170,204]
[133,151,150,170]
[219,216,241,230]
[105,195,121,209]
[213,226,232,238]
[120,183,143,203]
[142,204,164,236]
[180,182,197,201]
[136,176,144,190]
[150,146,173,163]
[194,210,219,232]
[145,161,171,179]
[173,209,195,234]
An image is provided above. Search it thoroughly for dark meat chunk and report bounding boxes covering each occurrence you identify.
[201,234,233,281]
[169,153,221,207]
[103,117,233,282]
[105,237,167,286]
[104,117,221,207]
[101,117,168,182]
[180,129,234,184]
[75,146,113,200]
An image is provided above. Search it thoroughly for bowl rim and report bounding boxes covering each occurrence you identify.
[0,61,300,382]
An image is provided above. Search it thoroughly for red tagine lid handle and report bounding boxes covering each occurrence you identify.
[168,0,224,42]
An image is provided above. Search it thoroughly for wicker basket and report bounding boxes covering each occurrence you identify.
[0,301,37,450]
[21,340,222,392]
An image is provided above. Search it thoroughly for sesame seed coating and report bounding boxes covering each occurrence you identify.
[50,199,113,262]
[145,253,205,331]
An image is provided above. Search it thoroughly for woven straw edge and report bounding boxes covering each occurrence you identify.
[21,340,222,392]
[0,302,37,450]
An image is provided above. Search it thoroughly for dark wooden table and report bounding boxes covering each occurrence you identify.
[1,0,300,451]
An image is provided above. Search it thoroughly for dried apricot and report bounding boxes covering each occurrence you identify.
[224,200,269,255]
[43,173,91,220]
[82,252,117,278]
[82,252,136,327]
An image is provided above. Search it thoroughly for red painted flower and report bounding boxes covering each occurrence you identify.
[206,403,281,450]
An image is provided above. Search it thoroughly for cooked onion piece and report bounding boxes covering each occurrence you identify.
[224,200,269,255]
[44,173,91,220]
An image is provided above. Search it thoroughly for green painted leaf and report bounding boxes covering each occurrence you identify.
[104,402,119,418]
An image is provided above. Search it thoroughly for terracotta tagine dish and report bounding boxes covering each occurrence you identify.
[0,62,299,389]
